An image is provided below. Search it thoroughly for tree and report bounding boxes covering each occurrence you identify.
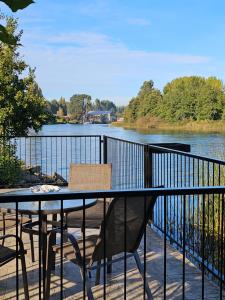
[68,94,91,123]
[58,96,67,115]
[100,100,117,113]
[94,98,101,111]
[0,16,50,135]
[0,0,34,45]
[160,76,225,121]
[136,81,162,118]
[124,80,162,122]
[49,99,59,114]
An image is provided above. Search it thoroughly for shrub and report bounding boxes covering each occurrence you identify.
[0,140,22,185]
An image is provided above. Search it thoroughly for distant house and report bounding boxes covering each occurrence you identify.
[117,117,124,122]
[87,111,112,123]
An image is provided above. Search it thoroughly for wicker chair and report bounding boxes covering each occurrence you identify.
[65,163,112,229]
[0,234,29,300]
[46,195,157,300]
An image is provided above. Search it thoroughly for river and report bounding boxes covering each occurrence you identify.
[39,124,225,160]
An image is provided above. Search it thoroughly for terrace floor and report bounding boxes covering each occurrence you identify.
[0,224,224,300]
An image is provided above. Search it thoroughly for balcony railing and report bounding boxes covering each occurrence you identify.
[0,187,224,299]
[0,135,224,299]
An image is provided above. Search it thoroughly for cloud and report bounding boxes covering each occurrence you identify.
[21,31,211,104]
[127,18,151,26]
[28,31,209,64]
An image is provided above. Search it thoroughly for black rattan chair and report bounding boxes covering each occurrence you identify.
[46,195,157,300]
[0,234,29,300]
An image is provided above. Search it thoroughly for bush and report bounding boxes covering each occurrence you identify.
[0,141,22,185]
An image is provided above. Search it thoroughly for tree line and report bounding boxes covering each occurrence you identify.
[46,95,124,123]
[124,77,225,123]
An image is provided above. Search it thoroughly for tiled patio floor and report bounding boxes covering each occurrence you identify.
[0,225,224,300]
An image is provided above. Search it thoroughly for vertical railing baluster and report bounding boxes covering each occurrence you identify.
[182,195,186,299]
[164,195,167,299]
[38,200,42,300]
[220,193,224,299]
[124,196,127,300]
[16,201,19,300]
[103,197,106,299]
[201,194,205,300]
[143,195,147,299]
[82,197,86,299]
[60,199,63,299]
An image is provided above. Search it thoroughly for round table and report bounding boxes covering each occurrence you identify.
[0,187,97,284]
[0,188,96,214]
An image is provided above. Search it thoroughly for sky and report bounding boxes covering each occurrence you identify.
[2,0,225,105]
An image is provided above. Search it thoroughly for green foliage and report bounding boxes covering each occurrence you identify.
[0,0,34,45]
[0,23,17,44]
[124,77,225,124]
[124,80,162,123]
[0,17,50,136]
[68,94,91,123]
[160,76,225,121]
[92,99,117,113]
[0,140,22,184]
[45,95,121,124]
[58,97,67,115]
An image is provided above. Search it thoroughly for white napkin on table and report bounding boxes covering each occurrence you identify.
[30,185,61,193]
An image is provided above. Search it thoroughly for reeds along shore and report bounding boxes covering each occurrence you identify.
[113,117,225,134]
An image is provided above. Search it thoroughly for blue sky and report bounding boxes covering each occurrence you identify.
[2,0,225,105]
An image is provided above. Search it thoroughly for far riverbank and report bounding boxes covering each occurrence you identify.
[113,117,225,134]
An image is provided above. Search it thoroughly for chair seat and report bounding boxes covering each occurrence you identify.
[0,245,16,264]
[66,199,111,229]
[53,234,99,266]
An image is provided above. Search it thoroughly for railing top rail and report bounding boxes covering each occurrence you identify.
[104,135,146,147]
[147,144,225,165]
[0,186,224,203]
[0,135,102,138]
[104,135,225,165]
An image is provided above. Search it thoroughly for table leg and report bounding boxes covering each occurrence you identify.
[51,214,57,271]
[40,214,48,291]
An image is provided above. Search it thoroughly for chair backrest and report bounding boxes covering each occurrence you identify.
[91,195,157,263]
[68,163,112,190]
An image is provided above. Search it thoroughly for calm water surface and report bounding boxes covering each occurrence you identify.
[39,124,225,160]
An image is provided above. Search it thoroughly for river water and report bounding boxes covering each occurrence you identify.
[39,124,225,160]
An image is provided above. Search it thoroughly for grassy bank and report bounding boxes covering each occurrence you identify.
[113,117,225,134]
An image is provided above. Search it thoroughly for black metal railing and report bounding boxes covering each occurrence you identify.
[0,134,225,299]
[0,135,101,186]
[0,187,224,299]
[104,136,225,285]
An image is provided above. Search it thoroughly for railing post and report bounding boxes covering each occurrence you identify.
[144,145,153,188]
[103,135,107,164]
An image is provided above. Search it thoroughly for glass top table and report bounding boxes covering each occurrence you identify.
[0,187,97,284]
[0,188,97,215]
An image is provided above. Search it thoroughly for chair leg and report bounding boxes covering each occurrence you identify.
[20,222,23,238]
[95,260,101,286]
[29,233,35,262]
[45,244,54,300]
[20,254,29,300]
[2,222,6,246]
[80,268,94,300]
[107,257,112,274]
[133,251,153,300]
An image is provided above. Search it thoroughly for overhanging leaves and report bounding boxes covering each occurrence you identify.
[0,24,17,45]
[0,0,34,12]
